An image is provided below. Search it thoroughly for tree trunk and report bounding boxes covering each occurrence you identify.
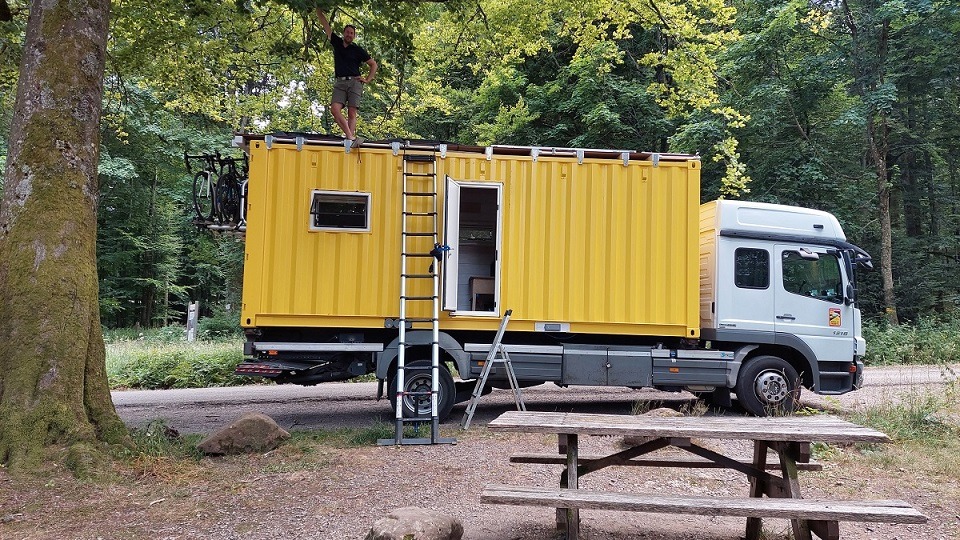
[0,0,126,472]
[869,119,898,326]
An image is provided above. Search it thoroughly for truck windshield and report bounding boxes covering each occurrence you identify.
[781,251,843,304]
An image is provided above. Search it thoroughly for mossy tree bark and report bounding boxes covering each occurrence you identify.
[0,0,127,472]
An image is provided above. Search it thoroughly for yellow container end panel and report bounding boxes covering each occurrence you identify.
[698,200,719,329]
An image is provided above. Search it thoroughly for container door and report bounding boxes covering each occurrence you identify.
[442,179,502,315]
[773,245,855,362]
[442,176,461,311]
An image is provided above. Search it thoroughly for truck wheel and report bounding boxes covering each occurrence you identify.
[735,355,801,417]
[388,360,455,420]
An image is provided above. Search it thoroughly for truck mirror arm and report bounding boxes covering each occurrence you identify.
[845,283,856,306]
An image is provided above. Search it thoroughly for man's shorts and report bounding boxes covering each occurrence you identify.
[332,77,363,108]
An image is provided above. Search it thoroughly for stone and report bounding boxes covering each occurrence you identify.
[197,412,290,455]
[365,507,464,540]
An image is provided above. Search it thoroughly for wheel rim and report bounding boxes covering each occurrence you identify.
[402,373,437,416]
[753,369,790,404]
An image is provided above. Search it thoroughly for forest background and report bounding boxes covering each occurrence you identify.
[1,0,957,339]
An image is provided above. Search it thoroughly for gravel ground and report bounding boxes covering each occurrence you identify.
[1,364,957,540]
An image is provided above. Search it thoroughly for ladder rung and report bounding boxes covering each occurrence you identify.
[402,295,437,301]
[403,212,437,216]
[403,232,436,237]
[404,317,438,323]
[398,341,440,347]
[402,274,436,278]
[404,172,436,177]
[403,192,437,196]
[402,390,435,397]
[400,416,435,423]
[404,154,436,162]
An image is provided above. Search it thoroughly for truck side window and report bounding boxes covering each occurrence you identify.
[735,248,769,289]
[309,190,370,231]
[781,251,843,304]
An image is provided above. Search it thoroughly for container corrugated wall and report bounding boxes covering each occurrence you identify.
[241,141,701,338]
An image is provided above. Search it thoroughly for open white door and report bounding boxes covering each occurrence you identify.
[442,176,461,311]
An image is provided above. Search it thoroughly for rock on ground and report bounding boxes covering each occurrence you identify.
[197,412,290,455]
[365,507,464,540]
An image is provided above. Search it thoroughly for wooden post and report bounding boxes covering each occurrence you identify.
[745,440,767,540]
[566,433,579,540]
[777,442,813,540]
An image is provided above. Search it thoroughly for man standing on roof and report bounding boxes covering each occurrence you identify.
[316,7,377,146]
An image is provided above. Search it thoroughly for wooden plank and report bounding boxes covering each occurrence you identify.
[509,453,823,471]
[745,440,767,540]
[487,411,890,444]
[480,485,928,524]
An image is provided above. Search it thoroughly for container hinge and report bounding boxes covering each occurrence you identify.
[295,136,304,152]
[485,146,493,161]
[391,141,401,156]
[652,153,661,167]
[576,149,584,164]
[621,151,630,167]
[264,135,274,149]
[439,144,447,159]
[531,147,540,162]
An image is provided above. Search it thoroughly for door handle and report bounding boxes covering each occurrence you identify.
[776,314,796,320]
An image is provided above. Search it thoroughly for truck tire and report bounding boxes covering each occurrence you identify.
[388,360,456,420]
[735,355,801,416]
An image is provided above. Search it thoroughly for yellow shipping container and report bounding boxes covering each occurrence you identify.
[240,137,701,338]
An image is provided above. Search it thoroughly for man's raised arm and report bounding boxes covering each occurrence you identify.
[316,7,333,40]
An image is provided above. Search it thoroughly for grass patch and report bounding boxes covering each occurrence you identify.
[106,339,247,390]
[843,381,960,480]
[288,423,397,448]
[850,390,957,443]
[863,317,960,366]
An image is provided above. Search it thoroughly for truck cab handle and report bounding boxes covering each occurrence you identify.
[776,314,796,321]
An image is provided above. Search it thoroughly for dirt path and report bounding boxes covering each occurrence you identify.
[111,364,957,434]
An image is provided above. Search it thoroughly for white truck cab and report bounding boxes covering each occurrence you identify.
[700,200,869,412]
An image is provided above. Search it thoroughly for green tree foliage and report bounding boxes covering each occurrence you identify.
[0,0,958,331]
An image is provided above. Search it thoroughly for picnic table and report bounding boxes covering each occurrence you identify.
[481,410,926,540]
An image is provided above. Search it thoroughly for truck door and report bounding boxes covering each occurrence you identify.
[773,245,855,364]
[442,177,502,315]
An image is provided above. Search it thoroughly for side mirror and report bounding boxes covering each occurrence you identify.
[845,283,855,306]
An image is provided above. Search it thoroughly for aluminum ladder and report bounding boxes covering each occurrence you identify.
[461,309,526,429]
[379,146,455,445]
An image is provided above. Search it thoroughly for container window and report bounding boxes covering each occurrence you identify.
[781,251,843,304]
[309,191,370,231]
[734,248,769,289]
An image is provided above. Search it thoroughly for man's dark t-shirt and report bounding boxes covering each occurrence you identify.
[330,34,371,77]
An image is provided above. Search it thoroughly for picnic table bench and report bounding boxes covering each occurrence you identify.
[481,411,926,540]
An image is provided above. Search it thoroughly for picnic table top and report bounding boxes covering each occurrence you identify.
[487,411,890,444]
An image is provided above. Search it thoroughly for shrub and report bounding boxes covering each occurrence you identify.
[863,318,960,366]
[107,340,247,389]
[198,310,243,340]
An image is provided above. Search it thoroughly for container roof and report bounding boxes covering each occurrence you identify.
[238,132,699,163]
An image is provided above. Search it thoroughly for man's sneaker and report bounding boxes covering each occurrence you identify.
[352,136,366,148]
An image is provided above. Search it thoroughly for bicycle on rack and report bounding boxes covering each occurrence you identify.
[214,153,248,228]
[184,152,220,224]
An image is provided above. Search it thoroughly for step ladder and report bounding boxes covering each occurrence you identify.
[379,146,456,446]
[461,309,526,430]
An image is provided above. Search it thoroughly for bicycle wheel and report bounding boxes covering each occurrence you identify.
[193,171,214,222]
[216,173,242,224]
